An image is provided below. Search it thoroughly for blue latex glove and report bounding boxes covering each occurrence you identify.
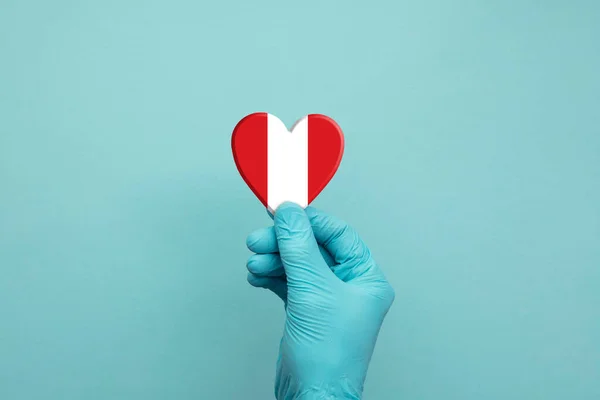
[246,202,395,399]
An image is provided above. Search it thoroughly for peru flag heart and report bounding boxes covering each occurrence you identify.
[231,113,344,212]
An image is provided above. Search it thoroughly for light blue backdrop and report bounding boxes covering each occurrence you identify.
[1,1,599,399]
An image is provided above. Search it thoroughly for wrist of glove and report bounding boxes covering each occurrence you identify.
[275,340,365,400]
[276,378,362,400]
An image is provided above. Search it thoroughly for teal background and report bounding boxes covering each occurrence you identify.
[1,1,599,399]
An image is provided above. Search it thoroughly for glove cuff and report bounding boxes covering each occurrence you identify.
[276,375,363,400]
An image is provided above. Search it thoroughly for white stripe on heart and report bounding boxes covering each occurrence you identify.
[267,113,309,213]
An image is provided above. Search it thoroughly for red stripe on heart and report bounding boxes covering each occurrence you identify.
[231,112,268,207]
[307,114,345,203]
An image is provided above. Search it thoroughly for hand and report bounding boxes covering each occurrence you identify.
[246,202,395,399]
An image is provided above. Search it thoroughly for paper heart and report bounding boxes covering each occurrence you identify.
[231,113,344,212]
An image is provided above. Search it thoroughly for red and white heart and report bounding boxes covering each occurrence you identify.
[231,113,344,212]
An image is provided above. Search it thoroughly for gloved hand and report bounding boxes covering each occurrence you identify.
[246,202,395,399]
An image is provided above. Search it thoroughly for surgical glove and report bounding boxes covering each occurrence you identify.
[246,202,395,399]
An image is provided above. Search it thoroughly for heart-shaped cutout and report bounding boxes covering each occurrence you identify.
[232,113,344,212]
